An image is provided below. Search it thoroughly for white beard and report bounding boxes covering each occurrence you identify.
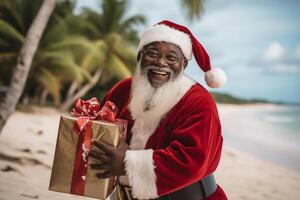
[128,61,196,150]
[119,62,196,186]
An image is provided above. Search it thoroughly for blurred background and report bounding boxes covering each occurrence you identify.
[0,0,299,199]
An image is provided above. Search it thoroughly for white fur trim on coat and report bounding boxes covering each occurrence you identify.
[138,24,193,60]
[124,149,158,199]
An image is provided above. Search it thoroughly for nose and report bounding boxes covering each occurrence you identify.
[157,56,168,67]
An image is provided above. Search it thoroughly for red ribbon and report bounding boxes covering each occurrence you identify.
[70,97,118,195]
[71,97,118,122]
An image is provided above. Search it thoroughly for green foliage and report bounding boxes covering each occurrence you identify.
[0,19,25,43]
[211,92,270,104]
[34,67,61,104]
[180,0,205,22]
[0,0,145,106]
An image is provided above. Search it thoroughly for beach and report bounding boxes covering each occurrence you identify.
[0,104,300,200]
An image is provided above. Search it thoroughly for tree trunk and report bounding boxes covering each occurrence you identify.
[40,89,49,105]
[59,68,104,111]
[66,81,79,99]
[0,0,56,133]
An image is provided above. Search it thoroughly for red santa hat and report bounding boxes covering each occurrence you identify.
[138,20,227,88]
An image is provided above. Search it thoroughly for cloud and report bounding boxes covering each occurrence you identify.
[263,42,285,61]
[75,0,300,102]
[264,64,300,74]
[250,42,300,75]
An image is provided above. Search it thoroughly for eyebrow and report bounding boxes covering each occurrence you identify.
[144,45,180,57]
[145,46,158,51]
[145,47,178,54]
[168,50,179,56]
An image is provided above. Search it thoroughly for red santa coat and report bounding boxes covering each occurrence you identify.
[101,76,227,200]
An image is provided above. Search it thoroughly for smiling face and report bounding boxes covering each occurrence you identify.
[138,41,187,88]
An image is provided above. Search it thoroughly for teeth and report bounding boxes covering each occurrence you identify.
[152,70,168,75]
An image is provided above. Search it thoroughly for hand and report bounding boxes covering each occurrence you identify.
[88,139,130,179]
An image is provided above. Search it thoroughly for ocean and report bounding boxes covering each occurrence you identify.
[220,104,300,171]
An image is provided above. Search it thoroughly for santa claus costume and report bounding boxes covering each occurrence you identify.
[101,20,228,200]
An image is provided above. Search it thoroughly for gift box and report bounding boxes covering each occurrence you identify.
[49,98,127,199]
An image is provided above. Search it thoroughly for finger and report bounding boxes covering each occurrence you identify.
[89,151,110,163]
[89,163,109,170]
[90,146,105,155]
[96,171,113,179]
[89,156,109,165]
[91,140,113,155]
[88,153,110,164]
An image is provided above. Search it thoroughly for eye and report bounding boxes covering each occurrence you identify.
[145,51,159,59]
[166,55,178,62]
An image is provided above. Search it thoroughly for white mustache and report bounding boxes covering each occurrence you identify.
[141,66,175,79]
[146,65,173,73]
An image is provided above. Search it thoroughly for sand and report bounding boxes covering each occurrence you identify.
[0,104,300,200]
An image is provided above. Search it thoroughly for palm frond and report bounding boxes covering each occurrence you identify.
[41,15,69,46]
[38,50,84,82]
[17,0,43,32]
[0,51,17,62]
[120,15,146,32]
[105,32,136,70]
[78,67,93,82]
[101,0,128,34]
[34,67,61,104]
[80,50,104,72]
[180,0,205,22]
[0,38,12,48]
[80,8,104,38]
[119,15,145,43]
[106,54,132,79]
[0,0,27,33]
[0,19,24,43]
[47,36,99,54]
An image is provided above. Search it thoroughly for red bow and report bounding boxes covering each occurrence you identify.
[71,97,118,122]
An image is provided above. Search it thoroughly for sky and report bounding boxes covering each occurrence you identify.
[75,0,300,103]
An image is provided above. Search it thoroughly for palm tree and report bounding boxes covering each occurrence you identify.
[0,0,145,112]
[0,0,96,105]
[0,0,56,133]
[59,0,146,110]
[180,0,205,22]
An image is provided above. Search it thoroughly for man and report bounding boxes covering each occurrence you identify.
[88,20,228,200]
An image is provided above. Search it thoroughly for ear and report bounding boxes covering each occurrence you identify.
[183,58,188,69]
[137,52,141,61]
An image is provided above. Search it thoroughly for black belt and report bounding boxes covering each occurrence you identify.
[161,174,217,200]
[118,174,217,200]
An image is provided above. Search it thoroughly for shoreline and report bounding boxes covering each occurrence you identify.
[217,103,300,171]
[215,145,300,200]
[223,130,300,171]
[0,105,300,199]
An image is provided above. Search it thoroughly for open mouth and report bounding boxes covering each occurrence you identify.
[147,69,171,87]
[149,69,170,77]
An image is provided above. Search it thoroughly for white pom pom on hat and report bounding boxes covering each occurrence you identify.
[138,20,227,88]
[204,67,227,88]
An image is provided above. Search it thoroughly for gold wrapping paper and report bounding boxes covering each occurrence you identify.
[49,115,127,199]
